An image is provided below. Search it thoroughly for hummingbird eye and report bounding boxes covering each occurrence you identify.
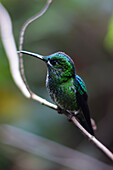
[50,60,57,66]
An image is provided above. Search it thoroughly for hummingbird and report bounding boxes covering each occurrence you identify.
[20,50,94,136]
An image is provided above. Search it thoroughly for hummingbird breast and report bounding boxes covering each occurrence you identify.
[46,74,79,112]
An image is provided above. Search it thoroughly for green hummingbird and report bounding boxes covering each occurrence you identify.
[20,50,94,136]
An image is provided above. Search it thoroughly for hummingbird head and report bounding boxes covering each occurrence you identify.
[45,52,76,81]
[19,51,76,83]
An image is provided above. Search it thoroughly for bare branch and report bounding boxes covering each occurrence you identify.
[31,93,57,110]
[71,116,113,161]
[0,3,30,98]
[19,0,52,52]
[0,1,56,110]
[19,0,53,95]
[0,125,112,170]
[18,0,57,111]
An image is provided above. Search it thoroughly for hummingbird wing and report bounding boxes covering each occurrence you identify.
[75,75,94,136]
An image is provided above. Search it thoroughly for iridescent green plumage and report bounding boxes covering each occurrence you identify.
[20,50,94,135]
[45,52,85,112]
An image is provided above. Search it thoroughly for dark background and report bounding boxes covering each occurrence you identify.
[0,0,113,169]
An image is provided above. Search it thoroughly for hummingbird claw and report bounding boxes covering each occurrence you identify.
[67,113,73,121]
[57,107,73,121]
[57,107,64,114]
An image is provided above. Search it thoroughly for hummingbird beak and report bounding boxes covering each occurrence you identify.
[18,50,46,62]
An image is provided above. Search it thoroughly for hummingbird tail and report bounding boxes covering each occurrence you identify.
[76,113,94,136]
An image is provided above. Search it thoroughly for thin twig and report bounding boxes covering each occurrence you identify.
[18,0,58,111]
[19,0,52,52]
[19,0,52,95]
[71,117,113,161]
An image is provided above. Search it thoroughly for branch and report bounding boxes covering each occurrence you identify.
[18,0,57,110]
[19,0,52,52]
[0,1,113,161]
[19,0,53,95]
[0,1,56,110]
[71,117,113,161]
[0,3,30,98]
[0,125,113,170]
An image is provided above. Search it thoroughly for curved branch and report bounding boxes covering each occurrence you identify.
[19,0,52,94]
[0,3,30,98]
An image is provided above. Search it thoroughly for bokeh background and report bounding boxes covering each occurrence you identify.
[0,0,113,169]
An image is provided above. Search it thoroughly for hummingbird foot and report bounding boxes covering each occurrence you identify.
[67,113,74,122]
[57,107,73,121]
[57,107,75,122]
[57,107,65,114]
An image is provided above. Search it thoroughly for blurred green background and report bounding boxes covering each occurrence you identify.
[0,0,113,169]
